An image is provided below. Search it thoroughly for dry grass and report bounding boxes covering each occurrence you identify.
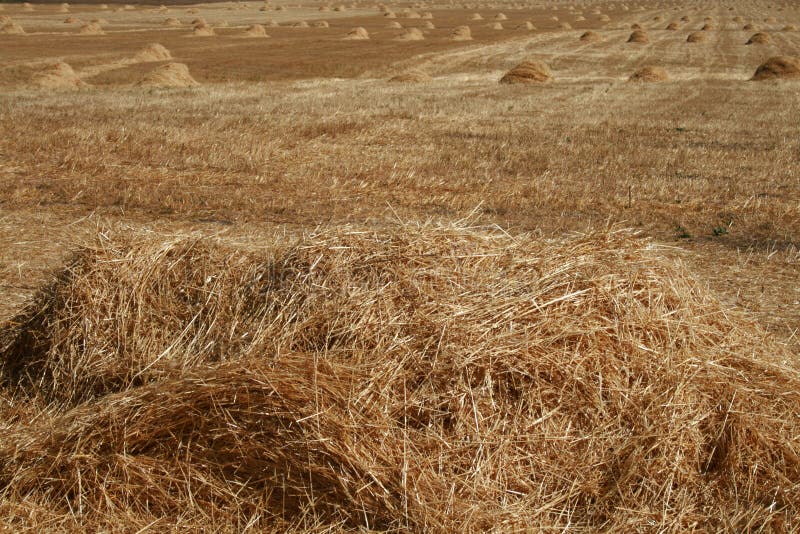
[1,223,799,530]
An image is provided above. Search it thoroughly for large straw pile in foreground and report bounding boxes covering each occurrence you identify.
[1,224,799,531]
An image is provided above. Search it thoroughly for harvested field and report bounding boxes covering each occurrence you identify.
[1,0,800,530]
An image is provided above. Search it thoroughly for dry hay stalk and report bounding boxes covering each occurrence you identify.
[627,29,648,43]
[751,56,800,80]
[1,224,799,531]
[500,60,552,83]
[136,62,198,88]
[746,32,770,45]
[343,26,369,40]
[450,25,472,40]
[31,62,86,89]
[629,65,668,82]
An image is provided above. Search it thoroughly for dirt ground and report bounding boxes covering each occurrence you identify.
[1,0,799,351]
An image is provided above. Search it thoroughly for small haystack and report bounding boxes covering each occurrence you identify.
[686,31,707,42]
[559,21,572,30]
[32,62,86,89]
[751,55,800,80]
[665,21,679,30]
[241,23,269,37]
[470,13,483,20]
[500,60,552,83]
[312,21,329,28]
[518,21,535,30]
[700,23,715,30]
[494,13,506,20]
[388,68,432,82]
[1,21,25,34]
[394,27,424,40]
[746,32,770,44]
[784,24,798,31]
[450,25,472,40]
[343,26,369,39]
[579,30,602,42]
[78,21,104,35]
[627,29,648,43]
[164,17,181,26]
[192,24,215,36]
[629,65,668,82]
[137,62,199,88]
[387,21,402,28]
[134,43,172,62]
[487,21,503,29]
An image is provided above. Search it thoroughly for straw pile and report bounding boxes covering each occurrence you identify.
[78,21,104,35]
[470,13,483,20]
[450,25,472,40]
[783,24,798,31]
[665,21,679,30]
[627,29,648,43]
[487,21,503,29]
[164,17,180,26]
[751,56,800,80]
[192,24,215,36]
[579,30,602,42]
[31,62,86,89]
[312,21,329,28]
[500,60,552,83]
[394,27,424,40]
[134,43,172,62]
[387,21,402,28]
[1,22,24,34]
[746,32,770,44]
[136,62,198,88]
[241,23,269,37]
[1,224,799,531]
[629,65,668,82]
[687,31,707,42]
[388,68,431,82]
[343,26,369,39]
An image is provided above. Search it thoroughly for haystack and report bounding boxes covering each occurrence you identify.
[784,24,798,31]
[192,24,215,36]
[487,21,503,29]
[579,30,602,41]
[700,23,715,30]
[742,23,756,31]
[164,17,181,26]
[500,60,552,83]
[494,12,506,20]
[394,27,424,40]
[241,23,269,37]
[746,32,770,44]
[519,21,535,30]
[191,17,206,25]
[32,62,86,89]
[405,9,421,18]
[78,21,104,35]
[450,25,471,40]
[134,43,172,62]
[686,31,707,42]
[63,16,78,23]
[0,21,25,34]
[137,62,198,87]
[599,14,610,21]
[422,21,434,29]
[291,20,309,28]
[665,21,679,30]
[559,21,572,29]
[470,13,482,20]
[312,20,329,28]
[384,11,396,18]
[751,55,800,80]
[1,224,799,531]
[630,22,642,29]
[343,26,369,39]
[629,65,668,82]
[388,68,431,82]
[627,29,648,43]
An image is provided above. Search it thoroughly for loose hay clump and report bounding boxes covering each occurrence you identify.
[134,43,172,62]
[665,21,679,30]
[783,24,798,31]
[394,27,424,40]
[1,224,799,531]
[136,62,199,87]
[500,60,552,83]
[751,55,800,80]
[388,68,431,82]
[686,31,707,42]
[191,23,215,36]
[78,21,104,35]
[746,32,770,44]
[627,29,648,42]
[343,26,369,39]
[241,23,269,37]
[0,21,25,34]
[579,30,602,41]
[450,25,472,40]
[163,17,180,26]
[31,61,86,89]
[629,65,668,82]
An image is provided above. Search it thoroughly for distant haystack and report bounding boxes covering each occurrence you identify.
[191,17,206,26]
[343,26,369,39]
[33,62,86,89]
[746,32,770,44]
[134,43,172,62]
[291,20,309,28]
[312,20,329,28]
[500,60,552,83]
[394,27,424,40]
[1,22,25,34]
[579,30,602,42]
[423,21,434,29]
[319,4,330,11]
[241,24,269,37]
[59,3,70,13]
[137,62,199,87]
[519,21,535,30]
[192,24,215,36]
[629,66,668,82]
[164,17,181,26]
[686,31,707,42]
[384,11,396,18]
[559,22,572,30]
[742,23,756,31]
[421,12,433,19]
[665,22,679,30]
[64,16,79,23]
[494,13,506,20]
[450,25,472,40]
[487,22,503,30]
[264,20,279,27]
[387,21,402,28]
[470,13,483,20]
[405,10,421,18]
[783,24,798,31]
[22,2,34,11]
[388,69,432,82]
[764,16,777,24]
[599,14,610,21]
[78,21,104,35]
[700,23,715,30]
[751,56,800,80]
[627,30,648,43]
[630,23,642,29]
[732,15,743,23]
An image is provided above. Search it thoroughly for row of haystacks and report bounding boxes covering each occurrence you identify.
[1,223,800,530]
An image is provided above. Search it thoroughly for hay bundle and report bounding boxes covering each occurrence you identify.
[22,2,34,11]
[500,60,552,83]
[192,24,215,36]
[422,20,434,29]
[164,17,180,26]
[579,30,602,41]
[1,224,799,531]
[59,2,69,13]
[240,23,269,37]
[784,24,798,31]
[190,17,206,25]
[405,10,421,18]
[388,68,431,82]
[680,15,690,22]
[752,55,800,80]
[519,21,535,30]
[134,43,172,62]
[470,12,482,20]
[559,21,572,29]
[0,21,24,34]
[627,29,648,42]
[700,23,715,30]
[494,12,506,20]
[732,15,743,23]
[63,16,78,23]
[343,26,369,39]
[421,11,432,19]
[487,21,503,29]
[319,4,330,10]
[665,21,679,30]
[630,22,642,29]
[136,62,198,87]
[746,32,770,44]
[32,62,86,89]
[394,27,424,40]
[599,14,610,21]
[629,65,668,82]
[291,20,309,28]
[765,16,777,23]
[312,20,329,28]
[450,25,471,40]
[686,31,707,42]
[742,23,756,31]
[264,19,279,27]
[78,21,104,35]
[384,10,396,18]
[387,21,402,28]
